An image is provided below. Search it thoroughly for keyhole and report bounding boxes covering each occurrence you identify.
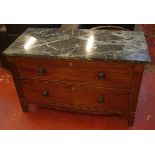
[71,85,75,91]
[69,62,72,68]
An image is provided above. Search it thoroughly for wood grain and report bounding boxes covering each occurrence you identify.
[6,56,145,126]
[8,56,135,90]
[20,79,130,112]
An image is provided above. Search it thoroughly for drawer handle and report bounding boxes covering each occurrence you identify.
[98,72,105,80]
[42,91,49,97]
[38,67,46,75]
[98,96,104,103]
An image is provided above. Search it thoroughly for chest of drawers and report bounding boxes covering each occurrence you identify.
[2,28,151,126]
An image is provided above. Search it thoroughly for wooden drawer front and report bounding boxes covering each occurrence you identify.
[20,80,130,111]
[11,57,134,89]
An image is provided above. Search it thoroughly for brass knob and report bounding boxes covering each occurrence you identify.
[98,96,104,103]
[42,91,49,97]
[98,72,105,80]
[38,67,46,75]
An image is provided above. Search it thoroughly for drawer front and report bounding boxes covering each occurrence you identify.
[10,57,134,89]
[20,80,130,112]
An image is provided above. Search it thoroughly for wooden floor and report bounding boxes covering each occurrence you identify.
[0,24,155,130]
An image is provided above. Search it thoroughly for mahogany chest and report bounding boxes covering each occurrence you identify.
[2,28,151,126]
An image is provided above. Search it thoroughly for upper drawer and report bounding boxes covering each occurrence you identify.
[9,57,135,89]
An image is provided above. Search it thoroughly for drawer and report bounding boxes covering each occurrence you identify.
[10,57,134,89]
[20,80,130,112]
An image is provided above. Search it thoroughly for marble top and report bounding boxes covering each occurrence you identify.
[3,28,151,63]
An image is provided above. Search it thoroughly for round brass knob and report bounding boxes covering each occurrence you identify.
[38,67,46,75]
[42,91,49,97]
[98,72,105,80]
[98,96,104,103]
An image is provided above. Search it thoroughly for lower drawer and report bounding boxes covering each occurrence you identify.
[20,80,131,112]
